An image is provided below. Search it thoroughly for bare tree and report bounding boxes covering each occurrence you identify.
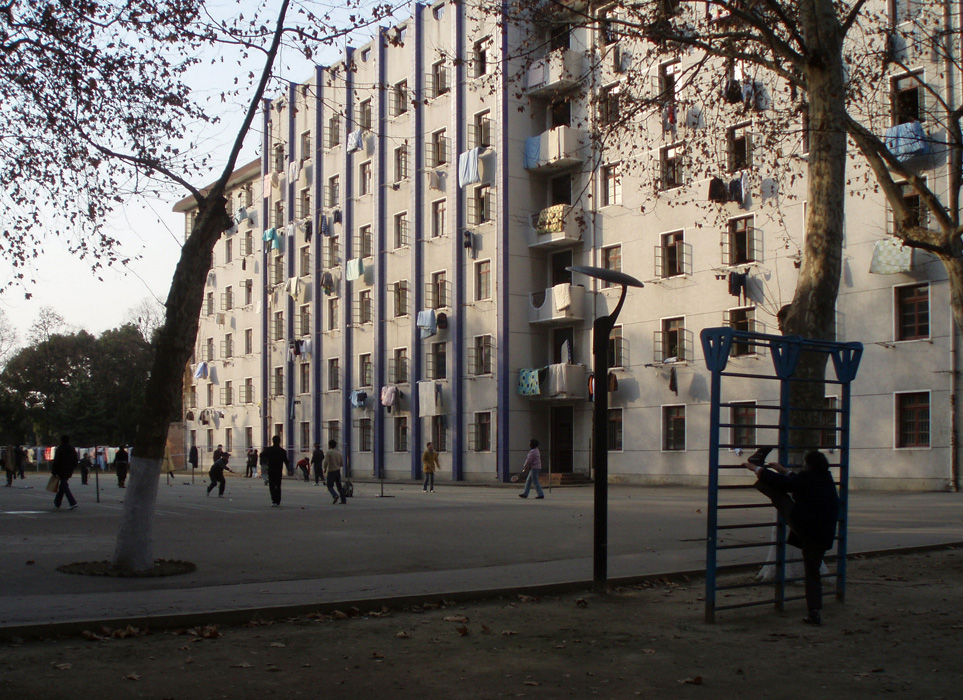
[0,309,18,367]
[125,297,166,345]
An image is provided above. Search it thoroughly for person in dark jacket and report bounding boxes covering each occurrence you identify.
[311,443,325,485]
[206,454,233,497]
[79,452,92,485]
[114,446,129,487]
[261,435,289,506]
[188,444,199,473]
[52,435,79,510]
[746,450,839,626]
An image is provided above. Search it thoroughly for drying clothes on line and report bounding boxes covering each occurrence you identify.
[233,207,249,224]
[553,283,572,312]
[708,177,729,203]
[740,80,755,109]
[349,390,367,408]
[884,121,929,162]
[662,102,677,132]
[416,309,437,339]
[417,380,443,416]
[262,173,272,192]
[669,367,678,395]
[381,385,398,413]
[320,215,330,236]
[869,238,913,274]
[560,339,571,365]
[587,372,618,401]
[193,361,209,380]
[346,129,364,153]
[285,222,296,239]
[724,78,743,104]
[428,169,444,191]
[548,363,568,396]
[458,147,481,187]
[321,271,336,295]
[517,368,541,396]
[290,340,303,358]
[345,258,364,282]
[728,175,748,207]
[285,277,301,300]
[304,219,313,242]
[215,313,226,325]
[728,271,749,304]
[263,227,277,244]
[524,135,541,169]
[300,339,311,357]
[288,160,300,182]
[535,204,566,234]
[333,209,342,224]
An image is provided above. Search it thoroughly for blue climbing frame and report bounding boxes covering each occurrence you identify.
[701,327,862,623]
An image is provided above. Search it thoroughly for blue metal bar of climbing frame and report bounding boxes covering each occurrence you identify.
[836,376,852,602]
[705,366,723,624]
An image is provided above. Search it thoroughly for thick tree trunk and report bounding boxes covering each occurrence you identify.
[112,199,230,572]
[779,1,848,457]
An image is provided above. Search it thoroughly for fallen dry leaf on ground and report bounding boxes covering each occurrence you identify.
[443,615,469,623]
[575,598,588,608]
[396,631,411,639]
[455,625,469,636]
[53,663,71,671]
[679,676,703,685]
[124,673,140,681]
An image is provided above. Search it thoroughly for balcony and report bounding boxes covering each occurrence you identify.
[525,48,582,96]
[529,283,584,326]
[519,363,587,401]
[529,204,582,250]
[524,126,585,173]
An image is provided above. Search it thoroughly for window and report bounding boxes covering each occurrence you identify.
[599,85,621,126]
[299,188,311,219]
[602,163,621,206]
[206,382,214,407]
[300,131,311,161]
[598,6,622,45]
[327,114,340,148]
[663,405,686,451]
[659,230,685,278]
[431,60,449,98]
[896,392,929,448]
[394,145,409,182]
[657,317,687,362]
[725,216,758,265]
[205,292,215,316]
[243,279,254,306]
[223,427,232,453]
[607,325,625,368]
[224,239,233,265]
[601,245,621,288]
[358,418,373,452]
[432,199,447,238]
[394,212,409,248]
[327,420,341,446]
[392,80,408,117]
[271,253,284,287]
[356,224,371,258]
[608,409,623,451]
[432,415,448,452]
[273,144,285,173]
[244,426,253,450]
[549,23,570,51]
[205,337,215,362]
[273,367,284,397]
[894,180,927,232]
[326,235,340,267]
[391,347,409,384]
[470,111,491,149]
[475,260,491,301]
[299,245,311,277]
[429,130,448,167]
[328,358,340,391]
[327,297,339,331]
[326,175,340,207]
[472,335,493,375]
[726,307,757,356]
[359,99,372,130]
[429,271,448,309]
[394,416,409,452]
[242,377,254,403]
[728,123,753,172]
[659,60,680,106]
[358,289,372,324]
[393,280,409,317]
[297,305,310,336]
[428,341,447,380]
[820,396,839,449]
[359,353,373,386]
[300,422,311,452]
[188,385,197,408]
[222,333,234,359]
[896,283,929,340]
[244,328,253,355]
[470,412,492,451]
[274,311,284,341]
[221,286,234,311]
[469,184,493,224]
[892,72,924,125]
[207,429,214,452]
[359,161,372,196]
[730,401,756,448]
[473,38,489,77]
[660,144,685,190]
[274,424,284,447]
[221,381,233,405]
[241,233,254,257]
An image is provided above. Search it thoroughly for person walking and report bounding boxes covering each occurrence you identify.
[188,444,199,475]
[52,435,79,510]
[518,439,545,499]
[206,454,233,497]
[322,439,346,505]
[3,445,15,487]
[745,450,839,626]
[422,442,439,493]
[311,443,325,485]
[79,452,92,485]
[163,443,176,479]
[14,444,26,481]
[262,435,289,507]
[114,445,129,488]
[245,448,257,478]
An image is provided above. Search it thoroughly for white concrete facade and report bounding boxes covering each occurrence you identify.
[180,0,961,490]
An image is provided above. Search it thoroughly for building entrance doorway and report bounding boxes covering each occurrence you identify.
[550,406,574,473]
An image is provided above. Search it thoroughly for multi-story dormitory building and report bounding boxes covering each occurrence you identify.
[177,0,960,490]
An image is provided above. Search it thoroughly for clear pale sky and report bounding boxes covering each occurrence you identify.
[2,1,393,342]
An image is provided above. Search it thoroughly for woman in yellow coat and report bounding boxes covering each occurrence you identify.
[422,442,439,493]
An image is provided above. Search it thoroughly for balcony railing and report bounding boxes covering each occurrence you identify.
[524,126,585,173]
[525,48,582,96]
[529,283,584,326]
[529,203,582,250]
[519,363,587,401]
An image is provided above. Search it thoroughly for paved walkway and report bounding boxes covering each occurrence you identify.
[1,473,960,636]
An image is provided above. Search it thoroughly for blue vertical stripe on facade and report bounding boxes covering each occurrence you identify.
[496,4,510,482]
[285,81,297,462]
[313,67,324,443]
[374,30,388,477]
[410,5,425,479]
[342,47,355,475]
[451,0,465,481]
[260,99,272,450]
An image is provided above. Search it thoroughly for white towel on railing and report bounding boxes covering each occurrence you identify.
[553,283,571,312]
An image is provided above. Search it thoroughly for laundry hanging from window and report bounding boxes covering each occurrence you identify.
[458,147,481,186]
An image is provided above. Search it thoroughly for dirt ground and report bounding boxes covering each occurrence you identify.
[2,548,961,700]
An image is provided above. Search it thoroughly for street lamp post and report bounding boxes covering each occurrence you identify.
[568,265,644,593]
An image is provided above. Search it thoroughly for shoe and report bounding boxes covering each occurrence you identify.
[535,496,544,499]
[332,495,339,505]
[339,500,346,504]
[429,489,433,493]
[747,447,773,467]
[69,504,78,510]
[218,494,223,498]
[271,503,279,507]
[518,494,527,499]
[803,610,822,626]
